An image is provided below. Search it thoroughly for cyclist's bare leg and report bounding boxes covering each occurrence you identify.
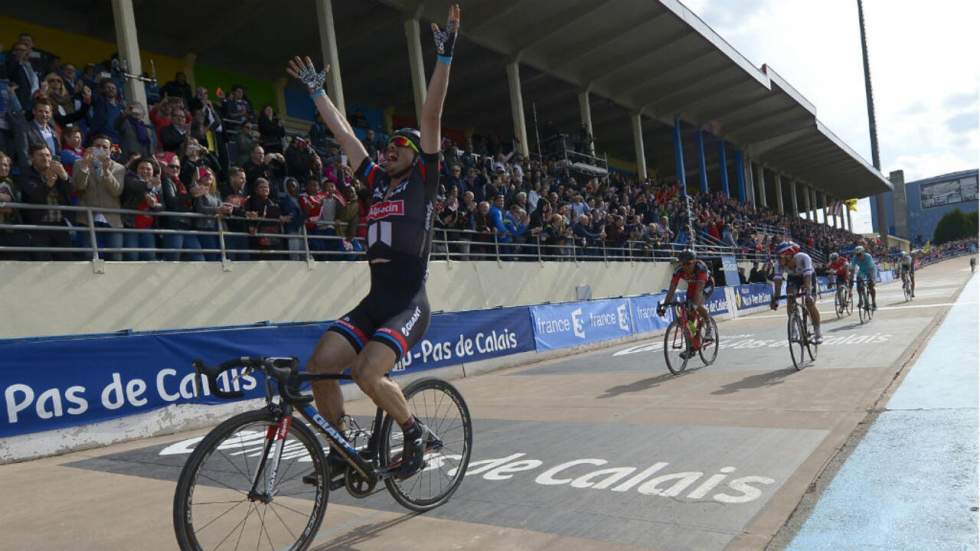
[351,342,412,425]
[805,296,821,329]
[307,332,358,427]
[695,304,711,333]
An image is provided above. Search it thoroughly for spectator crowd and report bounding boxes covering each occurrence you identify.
[1,31,893,266]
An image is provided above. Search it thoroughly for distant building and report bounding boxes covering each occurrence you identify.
[873,169,978,246]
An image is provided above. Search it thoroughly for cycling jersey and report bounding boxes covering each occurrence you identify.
[671,260,714,300]
[773,251,814,280]
[327,153,440,358]
[851,253,877,281]
[899,256,914,273]
[828,257,850,278]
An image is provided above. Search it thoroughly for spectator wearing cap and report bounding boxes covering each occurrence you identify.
[18,143,74,260]
[73,134,126,260]
[120,156,163,261]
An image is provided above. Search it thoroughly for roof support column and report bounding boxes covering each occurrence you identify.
[630,112,647,181]
[801,184,811,220]
[874,195,889,237]
[316,0,346,116]
[404,18,427,123]
[775,173,785,214]
[789,179,799,215]
[506,61,530,158]
[831,197,840,228]
[110,0,147,118]
[733,149,747,202]
[846,204,853,233]
[821,192,829,226]
[745,158,756,206]
[810,188,819,222]
[717,140,730,198]
[672,115,687,198]
[755,164,768,209]
[578,90,595,156]
[695,130,709,194]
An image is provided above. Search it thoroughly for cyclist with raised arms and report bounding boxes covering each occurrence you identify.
[770,241,823,344]
[287,4,460,481]
[658,249,715,359]
[851,245,878,311]
[898,251,915,298]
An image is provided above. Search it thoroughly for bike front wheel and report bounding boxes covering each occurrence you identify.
[698,316,719,366]
[173,409,328,551]
[788,312,807,370]
[663,320,690,375]
[380,378,473,513]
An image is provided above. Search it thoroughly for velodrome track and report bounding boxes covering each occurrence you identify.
[2,257,975,551]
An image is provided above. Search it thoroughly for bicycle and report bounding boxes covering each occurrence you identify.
[659,300,719,375]
[833,280,853,319]
[855,277,874,324]
[778,289,818,370]
[173,356,473,551]
[901,270,912,302]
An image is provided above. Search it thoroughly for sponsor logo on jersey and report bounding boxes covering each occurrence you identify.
[368,200,405,221]
[401,305,423,337]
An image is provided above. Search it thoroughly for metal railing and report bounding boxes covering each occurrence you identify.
[1,202,779,267]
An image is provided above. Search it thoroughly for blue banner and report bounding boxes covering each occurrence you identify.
[530,298,634,351]
[0,307,534,438]
[670,286,729,315]
[395,307,534,371]
[628,293,673,334]
[734,283,773,310]
[721,255,740,287]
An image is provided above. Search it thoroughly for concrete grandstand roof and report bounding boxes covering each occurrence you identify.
[379,0,892,199]
[9,0,891,199]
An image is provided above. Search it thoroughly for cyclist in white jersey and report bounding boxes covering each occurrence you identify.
[898,252,915,298]
[770,241,823,343]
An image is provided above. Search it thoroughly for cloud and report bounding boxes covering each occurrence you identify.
[946,111,978,134]
[944,92,977,111]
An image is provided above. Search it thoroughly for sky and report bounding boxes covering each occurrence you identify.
[681,0,979,233]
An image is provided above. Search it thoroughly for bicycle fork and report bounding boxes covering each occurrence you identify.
[248,414,293,503]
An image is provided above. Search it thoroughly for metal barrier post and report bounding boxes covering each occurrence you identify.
[571,238,577,263]
[602,239,608,265]
[217,222,232,271]
[302,225,314,269]
[537,234,543,263]
[86,209,105,273]
[493,232,501,264]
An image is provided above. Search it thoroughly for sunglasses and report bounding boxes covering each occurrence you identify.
[167,164,180,169]
[388,135,418,153]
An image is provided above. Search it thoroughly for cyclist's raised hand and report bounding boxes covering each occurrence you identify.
[431,4,461,59]
[657,303,666,317]
[286,56,328,94]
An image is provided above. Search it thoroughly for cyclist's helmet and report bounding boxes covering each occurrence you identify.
[829,252,839,261]
[775,241,799,256]
[388,128,422,156]
[854,245,865,255]
[677,249,696,263]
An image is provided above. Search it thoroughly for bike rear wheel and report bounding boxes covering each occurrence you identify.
[834,288,844,319]
[788,311,807,370]
[698,316,719,366]
[663,320,690,375]
[903,278,912,302]
[173,409,328,551]
[380,378,473,513]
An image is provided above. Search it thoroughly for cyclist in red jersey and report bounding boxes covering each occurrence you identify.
[287,4,460,480]
[827,252,851,288]
[658,250,715,358]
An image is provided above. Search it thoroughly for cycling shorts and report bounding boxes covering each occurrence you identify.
[327,262,431,359]
[835,274,848,286]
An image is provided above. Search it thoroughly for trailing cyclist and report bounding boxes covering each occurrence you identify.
[898,251,915,298]
[827,252,851,292]
[851,245,878,311]
[770,241,823,344]
[658,249,715,359]
[287,4,461,481]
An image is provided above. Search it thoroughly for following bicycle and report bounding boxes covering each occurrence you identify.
[855,277,875,324]
[173,356,473,551]
[775,289,818,370]
[658,299,719,374]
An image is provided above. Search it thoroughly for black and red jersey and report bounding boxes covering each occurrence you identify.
[356,153,440,288]
[671,259,711,287]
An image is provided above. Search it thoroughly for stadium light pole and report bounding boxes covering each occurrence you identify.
[857,0,889,236]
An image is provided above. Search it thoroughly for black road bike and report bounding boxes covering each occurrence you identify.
[856,278,875,324]
[833,280,853,319]
[173,356,473,551]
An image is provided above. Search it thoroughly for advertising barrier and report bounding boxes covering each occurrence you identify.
[628,293,673,334]
[0,306,534,438]
[734,283,774,311]
[530,298,635,351]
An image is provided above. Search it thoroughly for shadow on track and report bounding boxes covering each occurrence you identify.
[598,372,680,399]
[711,367,798,395]
[311,512,419,550]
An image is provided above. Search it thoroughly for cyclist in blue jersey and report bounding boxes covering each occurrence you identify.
[850,245,878,310]
[287,4,460,480]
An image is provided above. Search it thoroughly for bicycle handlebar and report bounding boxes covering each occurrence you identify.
[191,356,313,404]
